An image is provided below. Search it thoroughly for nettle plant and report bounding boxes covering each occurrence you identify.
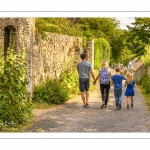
[0,45,33,126]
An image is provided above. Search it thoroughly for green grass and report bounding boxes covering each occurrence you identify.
[137,84,150,111]
[0,123,27,132]
[33,102,57,109]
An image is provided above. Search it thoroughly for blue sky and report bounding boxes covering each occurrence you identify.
[116,17,135,30]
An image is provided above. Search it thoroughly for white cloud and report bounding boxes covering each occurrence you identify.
[116,17,135,30]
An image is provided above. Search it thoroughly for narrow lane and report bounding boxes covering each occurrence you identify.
[24,83,150,132]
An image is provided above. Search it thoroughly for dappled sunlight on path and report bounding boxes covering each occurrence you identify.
[24,83,150,132]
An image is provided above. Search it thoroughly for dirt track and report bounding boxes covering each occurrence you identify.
[24,83,150,132]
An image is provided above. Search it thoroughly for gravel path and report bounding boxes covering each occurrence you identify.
[24,83,150,132]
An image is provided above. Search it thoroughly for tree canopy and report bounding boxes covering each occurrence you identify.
[36,17,150,66]
[125,18,150,58]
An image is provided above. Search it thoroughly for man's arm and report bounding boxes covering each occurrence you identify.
[77,68,79,74]
[95,69,101,82]
[90,68,96,81]
[77,65,79,74]
[93,71,100,85]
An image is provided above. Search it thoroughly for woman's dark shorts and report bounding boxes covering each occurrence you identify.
[79,78,89,92]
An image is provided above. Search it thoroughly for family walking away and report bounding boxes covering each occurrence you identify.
[77,53,136,110]
[77,53,96,108]
[93,60,112,109]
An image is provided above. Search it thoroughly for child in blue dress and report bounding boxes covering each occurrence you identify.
[124,72,136,109]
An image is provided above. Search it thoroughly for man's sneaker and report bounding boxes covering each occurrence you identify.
[104,105,107,108]
[131,103,133,108]
[82,105,86,108]
[119,103,121,109]
[86,103,89,108]
[127,105,129,109]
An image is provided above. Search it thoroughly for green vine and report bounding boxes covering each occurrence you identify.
[0,45,33,128]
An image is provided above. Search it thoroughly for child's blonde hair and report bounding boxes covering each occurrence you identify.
[102,60,109,68]
[126,72,133,84]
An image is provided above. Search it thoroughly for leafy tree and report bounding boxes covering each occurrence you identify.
[35,17,126,64]
[35,18,62,38]
[35,18,82,38]
[125,17,150,58]
[79,18,126,64]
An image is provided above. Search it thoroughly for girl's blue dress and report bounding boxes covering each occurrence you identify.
[125,80,135,96]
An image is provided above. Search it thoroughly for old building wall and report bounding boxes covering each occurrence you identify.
[0,18,35,94]
[133,65,146,81]
[0,17,94,93]
[0,18,35,53]
[86,39,94,68]
[32,33,82,87]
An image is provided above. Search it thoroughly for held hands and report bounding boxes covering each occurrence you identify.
[110,83,114,86]
[110,80,113,86]
[93,80,96,85]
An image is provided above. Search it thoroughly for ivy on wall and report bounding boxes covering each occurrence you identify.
[94,38,111,69]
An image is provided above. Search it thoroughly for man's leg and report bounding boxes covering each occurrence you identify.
[81,92,86,106]
[79,78,86,107]
[85,90,89,104]
[85,79,89,105]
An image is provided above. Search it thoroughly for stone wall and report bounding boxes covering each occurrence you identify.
[134,64,146,81]
[0,18,35,54]
[0,18,94,93]
[32,33,82,87]
[0,18,35,94]
[86,39,94,68]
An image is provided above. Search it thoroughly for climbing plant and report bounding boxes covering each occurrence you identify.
[94,38,111,69]
[0,45,33,127]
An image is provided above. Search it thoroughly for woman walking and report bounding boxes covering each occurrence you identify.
[94,60,112,108]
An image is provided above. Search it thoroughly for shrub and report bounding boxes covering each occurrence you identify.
[32,66,96,106]
[32,79,69,105]
[59,68,79,97]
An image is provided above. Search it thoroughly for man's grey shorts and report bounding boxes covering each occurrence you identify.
[79,78,90,92]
